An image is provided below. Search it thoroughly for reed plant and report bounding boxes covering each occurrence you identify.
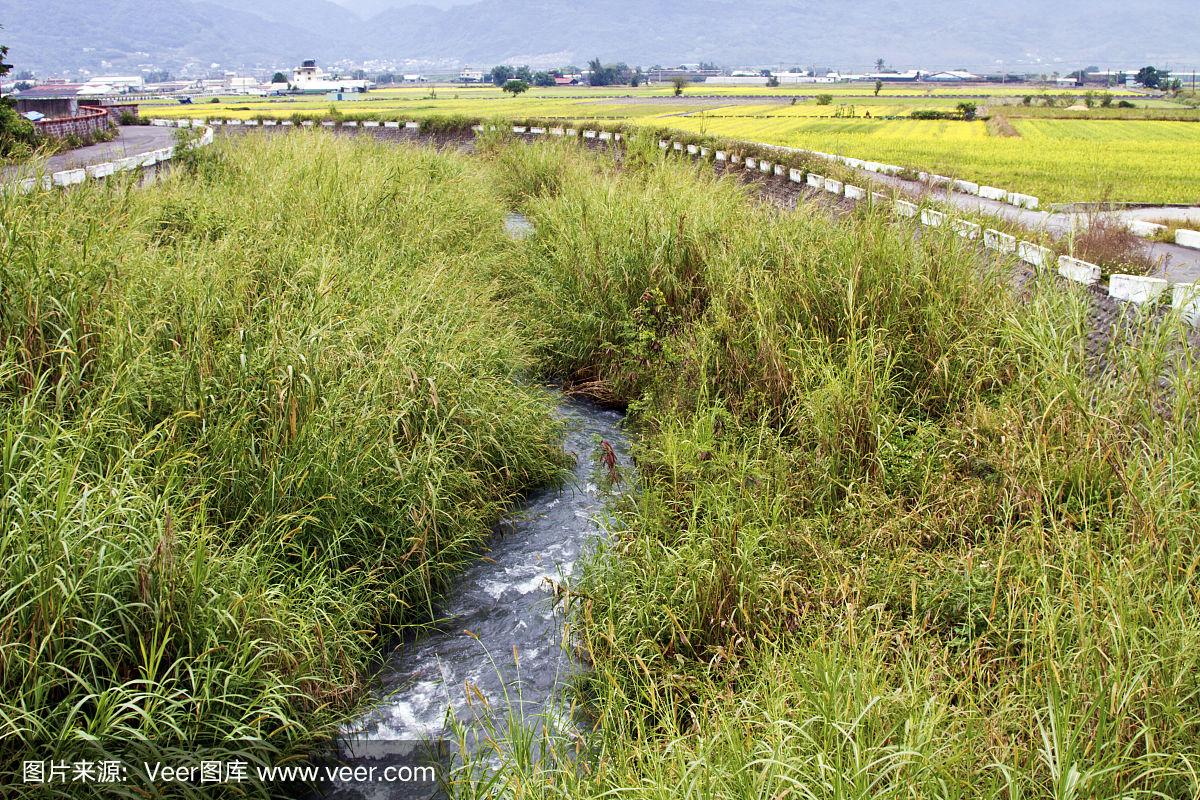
[0,132,566,794]
[456,137,1200,799]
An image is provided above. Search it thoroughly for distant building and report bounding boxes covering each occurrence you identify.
[924,70,980,82]
[648,66,722,82]
[402,74,426,83]
[290,60,370,93]
[13,85,85,119]
[553,75,579,86]
[459,68,486,82]
[1055,76,1080,86]
[863,70,922,82]
[84,75,144,92]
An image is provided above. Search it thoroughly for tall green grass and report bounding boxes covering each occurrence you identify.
[451,137,1200,798]
[0,133,565,790]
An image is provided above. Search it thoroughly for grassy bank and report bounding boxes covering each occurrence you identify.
[458,136,1200,797]
[0,133,565,790]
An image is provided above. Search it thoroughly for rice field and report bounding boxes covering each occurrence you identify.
[143,84,1198,204]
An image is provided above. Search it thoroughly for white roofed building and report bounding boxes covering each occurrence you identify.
[290,60,371,93]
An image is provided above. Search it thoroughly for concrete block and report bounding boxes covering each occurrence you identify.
[1172,283,1200,325]
[303,121,317,127]
[760,160,773,174]
[1018,241,1053,268]
[363,121,379,127]
[139,152,157,167]
[824,178,844,194]
[731,154,742,164]
[921,209,947,227]
[687,144,698,155]
[745,157,757,170]
[1176,229,1200,249]
[844,184,866,200]
[383,121,400,128]
[774,163,787,177]
[789,168,803,183]
[565,128,577,136]
[599,131,613,140]
[1109,274,1169,304]
[405,121,420,129]
[585,130,599,139]
[1008,192,1039,210]
[244,120,260,126]
[52,169,86,187]
[263,119,278,126]
[978,185,1007,201]
[952,219,981,239]
[512,125,528,133]
[227,119,243,126]
[177,119,192,128]
[953,179,980,195]
[114,156,140,171]
[321,121,336,127]
[1057,255,1101,285]
[806,172,824,188]
[659,140,669,149]
[895,200,918,218]
[209,119,224,125]
[984,229,1017,253]
[929,174,952,187]
[191,119,205,127]
[86,162,115,179]
[281,120,293,126]
[1125,220,1166,238]
[550,127,565,136]
[700,147,711,158]
[531,126,546,134]
[671,140,682,150]
[715,150,727,161]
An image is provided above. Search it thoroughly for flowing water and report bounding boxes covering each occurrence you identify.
[322,397,630,799]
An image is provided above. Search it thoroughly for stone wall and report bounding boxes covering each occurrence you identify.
[34,106,111,140]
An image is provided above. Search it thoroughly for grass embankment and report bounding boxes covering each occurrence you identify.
[0,133,565,789]
[458,136,1200,798]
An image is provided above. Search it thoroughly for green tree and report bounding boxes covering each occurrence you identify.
[502,79,530,96]
[671,76,689,95]
[271,71,287,83]
[1136,66,1166,89]
[0,41,39,157]
[875,58,886,72]
[532,71,555,87]
[815,94,833,105]
[956,101,977,120]
[874,79,883,96]
[490,65,515,86]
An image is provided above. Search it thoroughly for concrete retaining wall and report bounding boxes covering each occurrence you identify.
[1176,229,1200,249]
[920,209,946,227]
[1057,255,1101,285]
[1018,241,1053,268]
[953,219,981,240]
[1173,283,1200,326]
[1109,274,1169,304]
[984,229,1017,253]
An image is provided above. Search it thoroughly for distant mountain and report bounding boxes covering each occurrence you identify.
[2,0,1197,75]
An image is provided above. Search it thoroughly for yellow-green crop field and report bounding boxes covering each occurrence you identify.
[144,85,1199,204]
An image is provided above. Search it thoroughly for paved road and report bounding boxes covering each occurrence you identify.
[3,126,178,179]
[850,169,1200,284]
